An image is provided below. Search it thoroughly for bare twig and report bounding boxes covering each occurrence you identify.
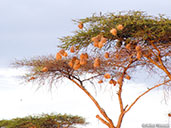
[82,74,103,82]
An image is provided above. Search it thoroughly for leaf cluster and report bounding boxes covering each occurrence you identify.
[59,11,171,50]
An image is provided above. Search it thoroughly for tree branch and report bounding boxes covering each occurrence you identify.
[116,60,134,128]
[125,79,171,113]
[117,60,134,113]
[96,115,111,128]
[82,74,103,82]
[144,43,171,80]
[68,78,115,128]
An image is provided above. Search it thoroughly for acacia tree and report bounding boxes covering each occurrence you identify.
[13,11,171,128]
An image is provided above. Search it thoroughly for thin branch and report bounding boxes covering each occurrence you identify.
[150,41,161,54]
[68,78,115,128]
[150,42,164,68]
[124,105,128,111]
[96,115,110,128]
[117,60,134,113]
[143,53,162,69]
[82,74,103,82]
[125,79,171,113]
[143,45,171,80]
[70,75,83,86]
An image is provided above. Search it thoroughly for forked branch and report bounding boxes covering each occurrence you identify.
[116,60,134,128]
[68,78,115,128]
[151,42,171,79]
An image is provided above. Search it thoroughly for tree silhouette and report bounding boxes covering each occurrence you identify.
[13,11,171,128]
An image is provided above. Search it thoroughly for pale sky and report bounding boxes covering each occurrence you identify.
[0,0,171,128]
[0,0,171,67]
[0,68,170,128]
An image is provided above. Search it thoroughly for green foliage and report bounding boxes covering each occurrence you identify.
[0,113,87,128]
[59,11,171,50]
[13,11,171,87]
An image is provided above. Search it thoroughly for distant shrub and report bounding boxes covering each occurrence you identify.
[0,113,87,128]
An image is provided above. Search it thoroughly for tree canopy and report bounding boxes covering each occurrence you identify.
[59,11,171,49]
[14,11,171,86]
[13,11,171,128]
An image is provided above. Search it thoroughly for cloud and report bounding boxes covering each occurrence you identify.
[0,67,170,128]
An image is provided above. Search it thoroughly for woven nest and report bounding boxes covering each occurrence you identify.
[126,43,131,50]
[98,80,103,84]
[78,22,83,29]
[104,73,111,79]
[70,46,75,53]
[125,74,131,80]
[56,53,62,60]
[41,67,48,72]
[116,24,124,31]
[110,28,117,36]
[109,79,117,86]
[104,52,109,58]
[93,58,100,68]
[136,51,142,60]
